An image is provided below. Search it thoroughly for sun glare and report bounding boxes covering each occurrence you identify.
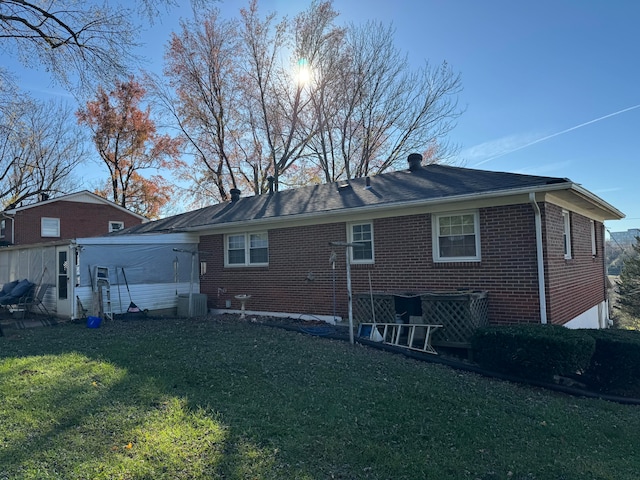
[295,58,312,86]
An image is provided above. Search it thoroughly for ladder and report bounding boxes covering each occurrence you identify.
[357,322,443,355]
[93,266,113,321]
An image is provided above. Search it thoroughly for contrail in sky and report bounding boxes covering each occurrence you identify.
[474,103,640,166]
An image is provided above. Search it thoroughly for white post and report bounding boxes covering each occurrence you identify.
[346,245,354,345]
[330,241,363,345]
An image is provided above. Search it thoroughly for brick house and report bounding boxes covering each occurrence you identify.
[0,191,147,246]
[121,154,624,329]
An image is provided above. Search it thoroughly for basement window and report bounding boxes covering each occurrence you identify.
[432,211,481,262]
[225,232,269,267]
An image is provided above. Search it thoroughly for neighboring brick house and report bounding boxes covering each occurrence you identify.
[0,191,147,246]
[120,154,624,329]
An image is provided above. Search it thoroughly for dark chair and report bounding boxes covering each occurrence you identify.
[0,280,36,318]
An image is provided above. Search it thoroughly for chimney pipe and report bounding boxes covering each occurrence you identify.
[408,153,423,172]
[267,176,275,194]
[230,188,241,202]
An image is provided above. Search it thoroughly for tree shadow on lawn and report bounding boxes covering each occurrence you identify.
[0,321,288,479]
[2,316,640,479]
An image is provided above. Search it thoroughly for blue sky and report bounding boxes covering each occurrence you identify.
[4,0,639,234]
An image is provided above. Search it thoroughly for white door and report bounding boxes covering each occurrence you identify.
[56,246,71,317]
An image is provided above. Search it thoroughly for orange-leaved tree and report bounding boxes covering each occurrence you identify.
[77,77,183,219]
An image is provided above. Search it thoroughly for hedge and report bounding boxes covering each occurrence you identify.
[471,324,595,381]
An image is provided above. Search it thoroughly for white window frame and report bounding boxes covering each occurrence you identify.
[0,219,5,238]
[109,221,125,232]
[41,217,60,237]
[590,220,597,257]
[348,222,374,264]
[225,232,269,267]
[562,210,572,259]
[432,211,481,262]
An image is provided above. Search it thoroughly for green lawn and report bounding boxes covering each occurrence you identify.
[1,316,638,479]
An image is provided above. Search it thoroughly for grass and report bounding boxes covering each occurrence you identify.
[1,316,639,479]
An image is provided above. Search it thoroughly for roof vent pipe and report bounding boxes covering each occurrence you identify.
[267,176,275,194]
[408,153,423,171]
[230,188,241,202]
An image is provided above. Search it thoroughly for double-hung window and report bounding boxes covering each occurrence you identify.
[348,222,374,263]
[226,232,269,266]
[562,210,572,259]
[433,211,481,262]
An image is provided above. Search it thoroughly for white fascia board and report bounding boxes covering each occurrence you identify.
[76,232,199,246]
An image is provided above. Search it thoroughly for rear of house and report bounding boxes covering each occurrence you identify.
[123,155,623,330]
[0,191,146,246]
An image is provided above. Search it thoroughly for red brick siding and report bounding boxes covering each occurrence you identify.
[200,204,548,324]
[542,203,606,325]
[13,201,143,245]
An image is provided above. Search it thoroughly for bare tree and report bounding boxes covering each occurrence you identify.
[0,0,214,92]
[154,0,462,203]
[309,21,462,181]
[160,8,243,203]
[0,95,84,209]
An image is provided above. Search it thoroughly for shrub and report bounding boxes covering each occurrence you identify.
[472,324,595,381]
[582,328,640,395]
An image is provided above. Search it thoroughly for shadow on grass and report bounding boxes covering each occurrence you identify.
[1,317,640,479]
[0,321,290,479]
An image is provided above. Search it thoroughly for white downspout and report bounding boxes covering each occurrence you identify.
[530,193,548,324]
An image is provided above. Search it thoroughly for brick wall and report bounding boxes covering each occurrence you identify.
[13,201,143,245]
[200,203,561,324]
[543,203,606,325]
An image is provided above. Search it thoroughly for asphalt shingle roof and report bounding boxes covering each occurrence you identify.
[120,164,571,234]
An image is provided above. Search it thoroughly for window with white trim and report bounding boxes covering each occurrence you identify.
[590,220,597,256]
[562,210,572,259]
[0,219,5,238]
[225,232,269,266]
[109,221,124,232]
[41,217,60,237]
[433,211,481,262]
[348,222,374,263]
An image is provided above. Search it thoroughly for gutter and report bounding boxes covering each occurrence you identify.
[530,193,548,324]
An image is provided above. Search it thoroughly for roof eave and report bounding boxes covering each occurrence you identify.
[181,181,608,233]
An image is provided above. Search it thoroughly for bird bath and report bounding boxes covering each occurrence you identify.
[234,294,251,319]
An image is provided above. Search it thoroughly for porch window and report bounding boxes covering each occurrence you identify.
[226,232,269,266]
[433,211,481,262]
[562,210,572,259]
[41,217,60,237]
[348,222,374,263]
